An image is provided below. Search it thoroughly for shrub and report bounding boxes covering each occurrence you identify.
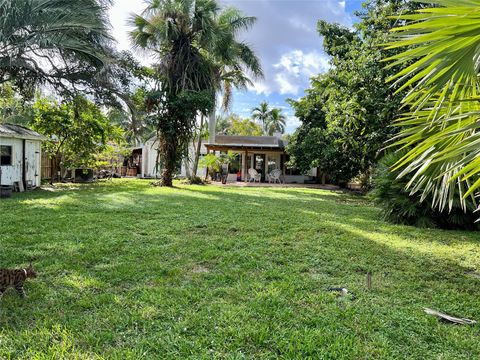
[370,152,479,230]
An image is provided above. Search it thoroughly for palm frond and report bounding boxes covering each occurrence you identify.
[384,0,480,211]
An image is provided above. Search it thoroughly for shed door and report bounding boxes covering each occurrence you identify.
[25,141,40,187]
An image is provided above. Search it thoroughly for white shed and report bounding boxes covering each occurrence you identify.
[0,124,45,188]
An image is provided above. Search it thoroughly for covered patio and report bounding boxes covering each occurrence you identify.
[205,135,318,184]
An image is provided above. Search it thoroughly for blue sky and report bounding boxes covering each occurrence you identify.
[109,0,365,133]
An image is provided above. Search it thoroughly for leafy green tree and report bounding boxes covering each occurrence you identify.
[94,143,131,176]
[0,83,32,125]
[31,96,123,183]
[219,114,263,136]
[384,0,480,212]
[287,0,417,185]
[230,117,263,136]
[0,0,114,98]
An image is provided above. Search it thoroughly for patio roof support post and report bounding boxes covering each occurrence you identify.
[244,148,248,182]
[205,148,210,181]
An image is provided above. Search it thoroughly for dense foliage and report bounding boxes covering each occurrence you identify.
[0,83,32,125]
[370,152,479,230]
[385,0,480,212]
[216,114,263,136]
[287,0,418,184]
[31,97,123,182]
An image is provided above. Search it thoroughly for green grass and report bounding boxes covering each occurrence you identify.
[1,179,480,359]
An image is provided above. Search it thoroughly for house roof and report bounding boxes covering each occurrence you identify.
[206,135,287,149]
[0,123,46,141]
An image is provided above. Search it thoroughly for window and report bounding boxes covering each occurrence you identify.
[228,154,241,174]
[267,155,279,174]
[0,145,12,166]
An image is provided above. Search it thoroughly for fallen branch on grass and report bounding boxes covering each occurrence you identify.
[424,308,476,325]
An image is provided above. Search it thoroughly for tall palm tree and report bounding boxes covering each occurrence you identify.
[131,0,262,185]
[265,108,286,136]
[385,0,480,212]
[252,101,270,132]
[0,0,114,95]
[191,7,263,178]
[131,0,219,186]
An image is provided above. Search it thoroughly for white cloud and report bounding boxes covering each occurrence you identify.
[247,81,272,96]
[271,50,331,95]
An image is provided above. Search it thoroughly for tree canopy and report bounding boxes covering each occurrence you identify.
[287,0,417,184]
[0,0,115,99]
[31,96,123,181]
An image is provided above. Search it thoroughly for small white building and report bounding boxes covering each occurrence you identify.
[138,133,318,184]
[0,124,45,188]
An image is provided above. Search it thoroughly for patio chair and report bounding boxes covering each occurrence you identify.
[248,168,261,182]
[267,169,282,184]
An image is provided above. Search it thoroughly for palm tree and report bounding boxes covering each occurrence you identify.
[265,108,286,136]
[191,7,263,178]
[131,0,219,186]
[252,101,270,132]
[131,0,262,185]
[0,0,114,95]
[385,0,480,212]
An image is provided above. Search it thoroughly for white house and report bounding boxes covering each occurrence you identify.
[137,133,318,184]
[0,124,45,188]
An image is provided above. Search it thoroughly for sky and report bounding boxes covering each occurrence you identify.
[109,0,364,133]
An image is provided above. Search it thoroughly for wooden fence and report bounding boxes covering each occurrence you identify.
[41,152,57,180]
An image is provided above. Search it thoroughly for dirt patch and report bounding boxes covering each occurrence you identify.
[191,265,210,274]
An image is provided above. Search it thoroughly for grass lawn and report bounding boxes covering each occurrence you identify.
[1,179,480,359]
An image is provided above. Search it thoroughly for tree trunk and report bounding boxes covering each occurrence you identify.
[159,141,175,187]
[158,132,176,187]
[191,114,204,178]
[50,150,61,185]
[50,156,56,185]
[160,166,173,187]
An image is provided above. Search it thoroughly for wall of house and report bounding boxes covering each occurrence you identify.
[141,139,208,179]
[0,138,41,187]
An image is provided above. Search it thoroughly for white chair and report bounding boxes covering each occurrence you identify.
[248,168,261,182]
[267,169,282,184]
